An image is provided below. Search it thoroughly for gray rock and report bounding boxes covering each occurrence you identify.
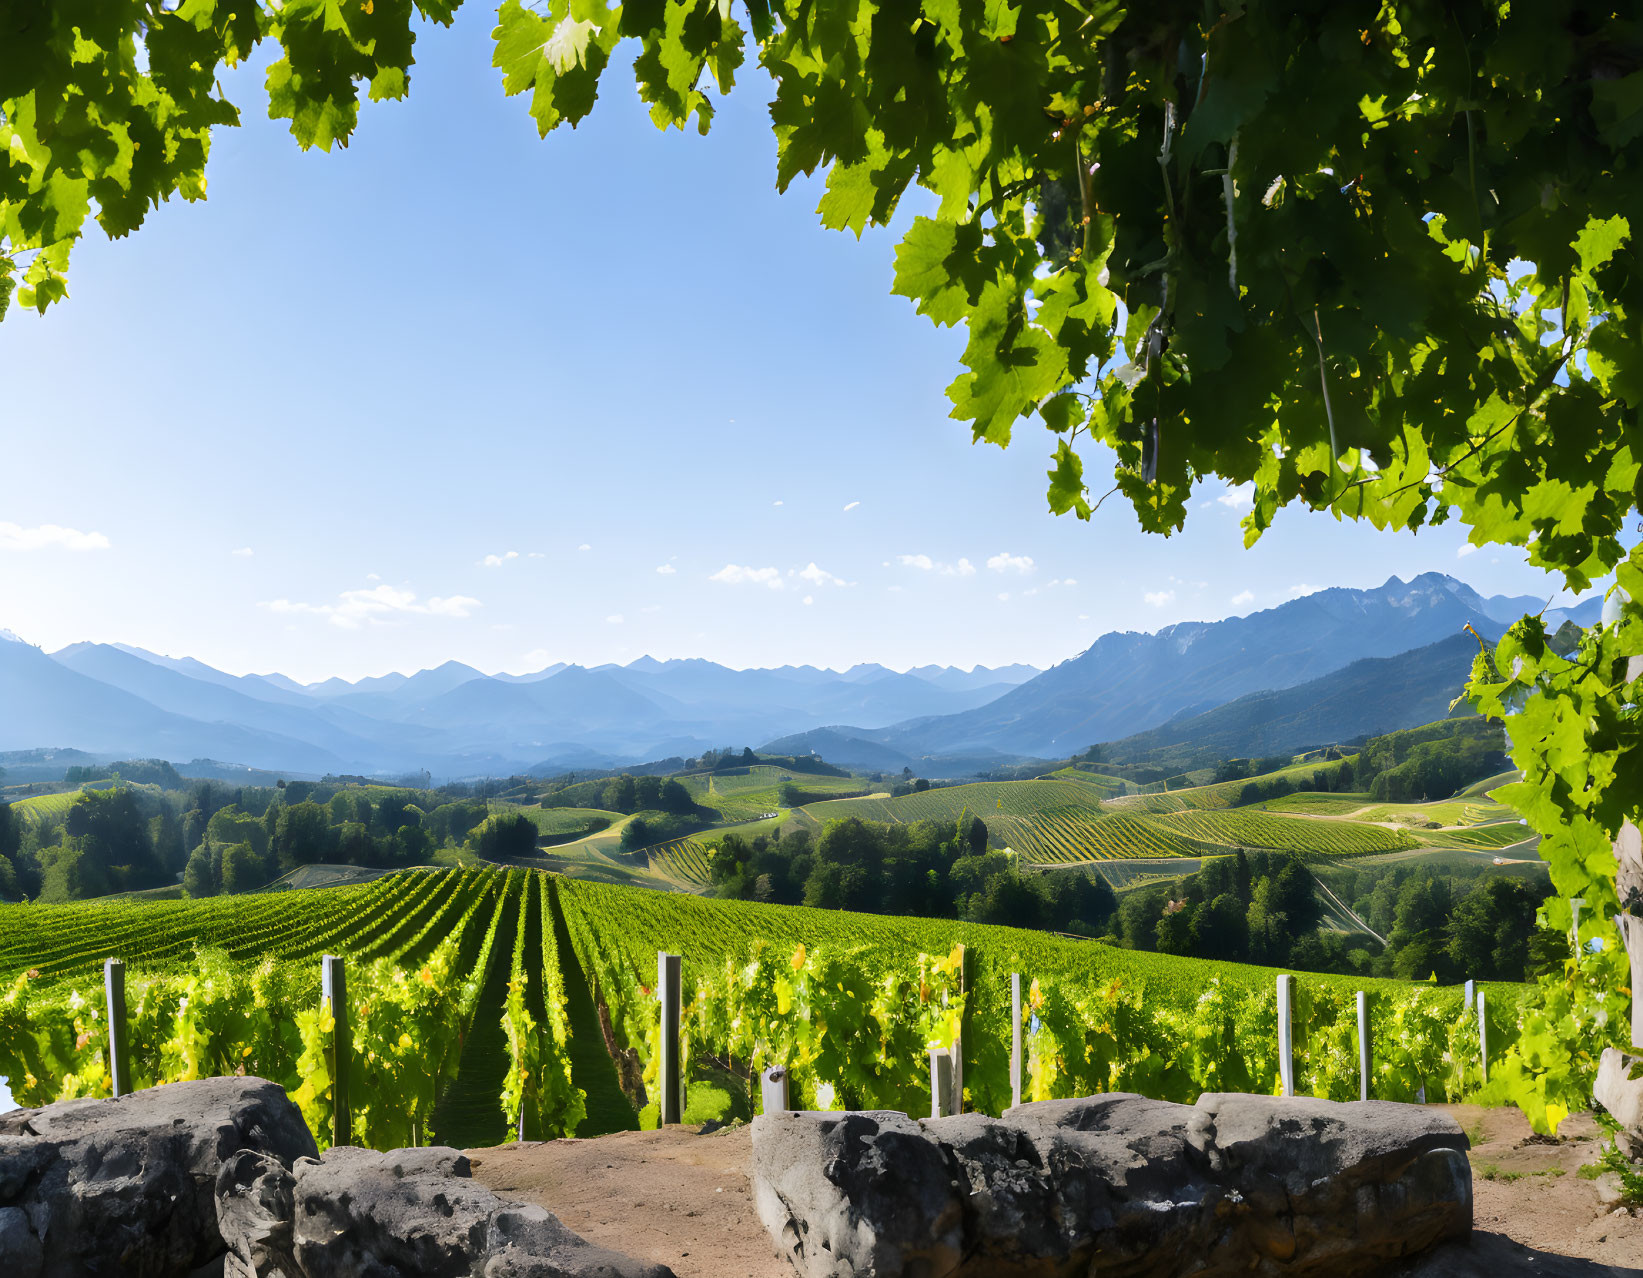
[290,1144,675,1278]
[0,1076,318,1278]
[216,1149,299,1278]
[1594,1048,1643,1159]
[753,1093,1472,1278]
[751,1110,963,1278]
[0,1206,44,1270]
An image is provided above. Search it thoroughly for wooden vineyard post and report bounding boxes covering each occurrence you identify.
[658,952,682,1126]
[1276,975,1294,1098]
[1464,979,1475,1012]
[929,1048,955,1118]
[1010,972,1022,1111]
[760,1066,790,1114]
[1356,991,1370,1103]
[1477,989,1488,1084]
[1623,911,1643,1049]
[322,955,350,1148]
[104,958,130,1099]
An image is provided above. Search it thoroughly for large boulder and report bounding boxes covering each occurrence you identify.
[0,1076,318,1278]
[287,1144,675,1278]
[1593,1048,1643,1160]
[752,1092,1472,1278]
[750,1110,963,1278]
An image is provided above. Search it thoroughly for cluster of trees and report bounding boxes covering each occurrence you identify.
[0,776,521,902]
[1112,852,1327,966]
[1114,851,1557,981]
[0,788,184,901]
[1330,863,1558,983]
[63,759,185,788]
[707,816,1117,936]
[1354,718,1508,803]
[591,774,694,816]
[181,786,442,896]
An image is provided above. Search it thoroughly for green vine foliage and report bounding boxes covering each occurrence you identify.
[8,2,1643,1125]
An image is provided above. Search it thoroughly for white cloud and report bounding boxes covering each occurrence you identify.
[1230,589,1255,606]
[1457,544,1478,558]
[803,595,815,606]
[1023,587,1039,597]
[1144,589,1176,607]
[797,562,852,588]
[527,552,545,559]
[1216,482,1255,509]
[366,572,381,582]
[231,547,254,558]
[710,564,784,590]
[656,564,676,575]
[606,614,624,624]
[773,500,784,507]
[1047,577,1079,589]
[578,543,592,551]
[480,550,520,567]
[0,522,111,552]
[987,552,1035,575]
[1288,583,1324,598]
[897,553,976,578]
[842,501,860,512]
[259,584,481,629]
[520,648,553,668]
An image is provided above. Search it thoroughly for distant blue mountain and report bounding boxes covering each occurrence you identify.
[777,574,1603,761]
[0,574,1600,778]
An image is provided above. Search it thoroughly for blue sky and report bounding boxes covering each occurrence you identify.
[0,8,1587,684]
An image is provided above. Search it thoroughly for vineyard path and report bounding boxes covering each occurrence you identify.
[547,881,640,1137]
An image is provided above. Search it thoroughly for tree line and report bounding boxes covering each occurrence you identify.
[707,816,1118,937]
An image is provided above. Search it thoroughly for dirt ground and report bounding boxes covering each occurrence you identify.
[468,1124,786,1278]
[1436,1104,1643,1270]
[468,1106,1643,1278]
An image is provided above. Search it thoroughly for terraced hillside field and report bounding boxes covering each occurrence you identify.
[644,836,715,889]
[798,768,1482,867]
[7,790,81,829]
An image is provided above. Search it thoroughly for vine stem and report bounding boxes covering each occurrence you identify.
[1223,133,1239,291]
[1311,307,1339,461]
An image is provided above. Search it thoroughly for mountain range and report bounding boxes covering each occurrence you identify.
[0,573,1598,778]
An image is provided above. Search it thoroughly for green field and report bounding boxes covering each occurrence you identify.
[675,765,868,823]
[512,805,619,842]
